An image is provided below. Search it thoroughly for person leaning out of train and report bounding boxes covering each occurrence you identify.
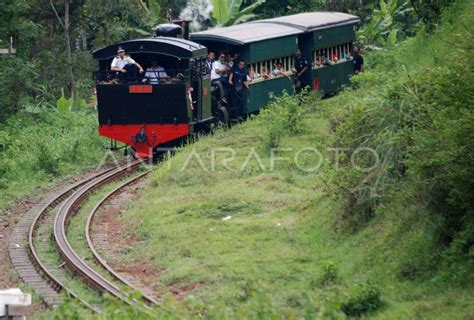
[293,49,309,94]
[211,52,230,99]
[144,60,168,84]
[211,52,228,81]
[110,47,144,81]
[261,66,272,79]
[228,59,250,121]
[272,61,292,81]
[352,45,364,74]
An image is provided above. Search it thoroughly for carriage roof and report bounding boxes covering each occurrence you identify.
[92,37,207,60]
[190,12,360,45]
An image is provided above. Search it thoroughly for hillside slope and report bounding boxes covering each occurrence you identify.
[90,1,473,318]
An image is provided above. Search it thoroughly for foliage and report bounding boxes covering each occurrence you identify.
[257,91,306,150]
[318,261,340,286]
[210,0,266,26]
[0,109,107,213]
[341,281,383,316]
[357,0,412,49]
[323,0,474,278]
[410,0,455,28]
[255,0,326,18]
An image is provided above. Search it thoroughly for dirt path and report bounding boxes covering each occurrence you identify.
[91,181,163,301]
[92,179,202,302]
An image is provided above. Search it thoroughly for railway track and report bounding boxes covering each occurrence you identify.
[9,159,154,311]
[85,171,157,305]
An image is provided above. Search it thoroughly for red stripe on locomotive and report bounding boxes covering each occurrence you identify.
[99,124,189,158]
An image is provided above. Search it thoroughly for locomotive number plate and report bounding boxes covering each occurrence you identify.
[129,85,153,94]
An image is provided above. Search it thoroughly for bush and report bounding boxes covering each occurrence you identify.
[257,91,307,150]
[341,282,383,316]
[317,261,340,286]
[0,109,107,214]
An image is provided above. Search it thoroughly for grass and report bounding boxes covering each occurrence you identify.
[116,102,474,318]
[112,2,474,315]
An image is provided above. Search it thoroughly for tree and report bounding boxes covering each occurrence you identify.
[50,0,78,111]
[410,0,454,27]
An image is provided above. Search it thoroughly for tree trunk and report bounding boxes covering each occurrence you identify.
[64,0,78,111]
[81,29,87,51]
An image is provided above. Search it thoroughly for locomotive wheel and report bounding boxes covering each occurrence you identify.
[214,105,230,130]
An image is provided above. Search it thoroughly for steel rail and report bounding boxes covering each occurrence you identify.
[85,170,157,305]
[53,159,148,305]
[26,165,118,310]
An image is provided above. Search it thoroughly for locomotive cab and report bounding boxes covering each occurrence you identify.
[92,38,211,158]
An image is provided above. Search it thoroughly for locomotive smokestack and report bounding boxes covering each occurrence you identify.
[154,24,182,38]
[172,19,191,40]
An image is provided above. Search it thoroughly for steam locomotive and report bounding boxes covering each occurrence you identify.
[93,12,360,158]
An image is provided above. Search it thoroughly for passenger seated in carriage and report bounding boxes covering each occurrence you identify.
[144,60,168,84]
[110,48,144,82]
[272,61,292,80]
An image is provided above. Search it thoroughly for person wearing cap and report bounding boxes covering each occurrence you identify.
[293,49,309,94]
[352,46,364,74]
[111,48,144,81]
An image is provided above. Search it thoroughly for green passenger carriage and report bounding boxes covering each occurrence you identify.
[190,12,360,113]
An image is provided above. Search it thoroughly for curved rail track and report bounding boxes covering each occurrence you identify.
[9,159,154,310]
[85,171,157,305]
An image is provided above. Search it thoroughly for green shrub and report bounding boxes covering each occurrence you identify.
[0,109,107,214]
[318,261,340,286]
[341,282,383,316]
[257,91,307,150]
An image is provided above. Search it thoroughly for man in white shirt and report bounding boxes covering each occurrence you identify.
[110,47,144,81]
[211,52,228,81]
[211,52,229,99]
[144,60,168,84]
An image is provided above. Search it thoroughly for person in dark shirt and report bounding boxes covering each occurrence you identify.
[294,49,309,94]
[352,46,364,74]
[228,59,250,121]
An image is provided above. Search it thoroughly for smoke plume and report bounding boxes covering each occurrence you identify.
[179,0,213,31]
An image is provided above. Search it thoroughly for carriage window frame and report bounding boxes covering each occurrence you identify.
[248,55,295,84]
[312,42,354,69]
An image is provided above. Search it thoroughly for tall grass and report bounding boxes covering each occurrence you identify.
[322,0,474,280]
[0,110,107,214]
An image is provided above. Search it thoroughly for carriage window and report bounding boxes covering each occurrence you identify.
[312,42,353,68]
[249,55,295,82]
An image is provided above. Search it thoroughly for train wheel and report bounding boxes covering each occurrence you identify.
[214,105,230,131]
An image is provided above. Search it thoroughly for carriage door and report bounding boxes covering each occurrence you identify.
[194,58,212,121]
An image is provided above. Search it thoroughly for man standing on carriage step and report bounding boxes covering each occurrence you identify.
[352,45,364,74]
[294,49,309,94]
[111,47,144,82]
[228,59,250,121]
